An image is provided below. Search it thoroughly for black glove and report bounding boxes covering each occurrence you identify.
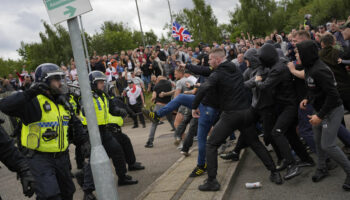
[19,169,35,198]
[25,83,49,99]
[80,142,91,158]
[119,108,128,118]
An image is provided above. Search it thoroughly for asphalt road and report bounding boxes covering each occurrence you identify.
[0,121,182,200]
[226,115,350,200]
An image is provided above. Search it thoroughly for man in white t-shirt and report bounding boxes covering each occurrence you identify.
[125,80,145,128]
[106,62,117,82]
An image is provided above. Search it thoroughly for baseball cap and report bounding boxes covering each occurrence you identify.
[127,80,133,84]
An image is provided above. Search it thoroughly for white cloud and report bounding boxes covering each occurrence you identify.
[0,0,238,60]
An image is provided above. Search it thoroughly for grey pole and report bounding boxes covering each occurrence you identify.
[167,0,173,25]
[134,0,146,47]
[67,17,119,200]
[79,15,91,72]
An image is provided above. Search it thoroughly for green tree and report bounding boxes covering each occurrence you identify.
[172,0,221,46]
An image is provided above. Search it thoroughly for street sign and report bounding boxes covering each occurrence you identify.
[43,0,92,25]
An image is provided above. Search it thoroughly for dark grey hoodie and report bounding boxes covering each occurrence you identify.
[243,48,273,109]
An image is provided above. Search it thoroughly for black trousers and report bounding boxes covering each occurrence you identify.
[129,104,145,126]
[268,105,311,164]
[29,152,75,200]
[233,125,276,172]
[110,127,136,166]
[82,129,129,192]
[206,108,256,179]
[182,118,198,152]
[100,129,127,178]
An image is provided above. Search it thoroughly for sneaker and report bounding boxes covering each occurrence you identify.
[343,175,350,191]
[276,159,288,172]
[145,142,153,148]
[189,165,207,177]
[142,109,160,123]
[158,121,165,125]
[174,137,181,146]
[177,142,183,150]
[270,171,283,185]
[297,158,315,168]
[284,164,301,180]
[198,178,220,191]
[220,151,239,161]
[193,136,198,141]
[312,168,329,182]
[181,151,190,157]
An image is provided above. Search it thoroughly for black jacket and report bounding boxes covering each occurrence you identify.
[256,43,297,106]
[186,64,219,109]
[297,40,342,119]
[193,60,250,111]
[243,49,273,109]
[0,92,88,146]
[0,122,29,173]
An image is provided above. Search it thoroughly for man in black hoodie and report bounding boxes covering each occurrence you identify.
[220,48,283,185]
[255,43,313,180]
[297,40,350,191]
[195,48,276,191]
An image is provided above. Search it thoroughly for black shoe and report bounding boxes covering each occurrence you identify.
[83,192,96,200]
[170,128,175,131]
[118,177,138,186]
[284,164,301,180]
[276,159,288,171]
[343,175,350,191]
[132,125,138,129]
[189,164,207,177]
[129,162,145,171]
[312,168,329,182]
[142,124,146,128]
[158,121,164,125]
[198,178,220,191]
[220,151,239,161]
[145,142,153,148]
[297,158,315,168]
[270,171,283,185]
[142,109,160,123]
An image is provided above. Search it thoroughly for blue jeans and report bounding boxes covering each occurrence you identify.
[156,94,194,117]
[338,124,350,147]
[141,75,151,90]
[197,104,219,166]
[298,105,316,153]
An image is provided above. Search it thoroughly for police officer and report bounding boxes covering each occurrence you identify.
[107,83,145,171]
[0,63,89,200]
[81,71,138,188]
[0,119,35,198]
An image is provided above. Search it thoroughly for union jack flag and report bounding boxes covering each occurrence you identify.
[172,22,193,42]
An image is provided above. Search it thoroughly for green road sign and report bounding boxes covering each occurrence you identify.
[43,0,92,25]
[45,0,75,10]
[64,6,76,17]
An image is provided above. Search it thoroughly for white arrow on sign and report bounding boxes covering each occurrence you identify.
[43,0,92,25]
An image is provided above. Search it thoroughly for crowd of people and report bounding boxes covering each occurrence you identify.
[1,14,350,199]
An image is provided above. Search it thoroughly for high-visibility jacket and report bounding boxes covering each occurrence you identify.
[21,94,71,152]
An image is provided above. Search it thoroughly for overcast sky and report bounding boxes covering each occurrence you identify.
[0,0,239,60]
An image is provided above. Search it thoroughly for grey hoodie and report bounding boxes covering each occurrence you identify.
[243,49,273,109]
